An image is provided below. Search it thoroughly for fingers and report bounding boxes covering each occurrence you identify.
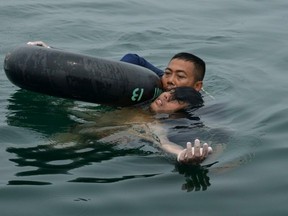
[208,146,213,154]
[202,143,209,158]
[27,41,43,46]
[194,139,201,157]
[186,142,193,159]
[177,139,212,165]
[27,41,50,48]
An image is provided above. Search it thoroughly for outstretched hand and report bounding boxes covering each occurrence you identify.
[27,41,50,48]
[177,139,212,165]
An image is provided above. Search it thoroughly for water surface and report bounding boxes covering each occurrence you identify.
[1,0,288,215]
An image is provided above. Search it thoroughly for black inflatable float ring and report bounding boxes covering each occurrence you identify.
[4,45,162,106]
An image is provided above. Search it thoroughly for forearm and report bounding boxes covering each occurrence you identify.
[149,123,183,158]
[160,140,184,157]
[148,123,212,164]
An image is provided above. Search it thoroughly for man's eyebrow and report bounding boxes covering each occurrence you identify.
[165,67,187,74]
[165,67,172,71]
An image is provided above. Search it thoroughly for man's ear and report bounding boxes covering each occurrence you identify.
[193,81,203,92]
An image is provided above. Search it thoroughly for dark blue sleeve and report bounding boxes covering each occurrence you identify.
[120,53,164,77]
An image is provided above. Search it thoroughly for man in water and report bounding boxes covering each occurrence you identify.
[121,52,210,164]
[120,52,205,92]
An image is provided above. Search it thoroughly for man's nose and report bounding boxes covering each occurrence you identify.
[167,74,175,85]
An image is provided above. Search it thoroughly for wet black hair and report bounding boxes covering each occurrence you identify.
[171,86,204,109]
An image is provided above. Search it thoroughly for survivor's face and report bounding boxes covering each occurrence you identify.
[161,59,202,91]
[149,91,188,114]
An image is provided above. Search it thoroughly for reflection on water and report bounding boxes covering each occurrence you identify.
[174,162,218,192]
[7,134,216,191]
[8,180,52,186]
[6,89,75,135]
[69,173,160,184]
[7,138,153,177]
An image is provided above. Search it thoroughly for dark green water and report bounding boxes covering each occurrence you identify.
[1,0,288,215]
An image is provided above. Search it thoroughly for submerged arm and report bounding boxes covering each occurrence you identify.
[150,124,212,165]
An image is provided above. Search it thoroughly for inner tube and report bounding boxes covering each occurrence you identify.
[4,45,162,106]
